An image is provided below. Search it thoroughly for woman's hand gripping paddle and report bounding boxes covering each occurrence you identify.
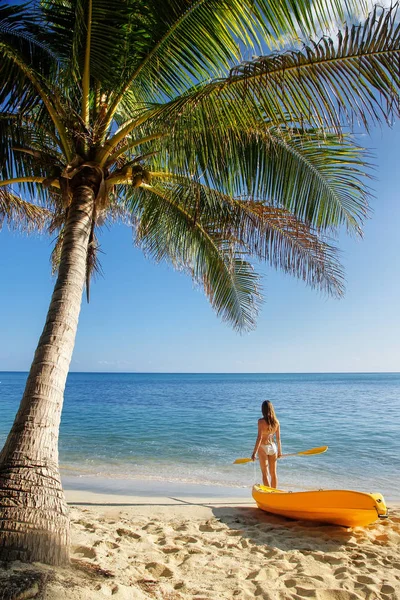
[233,445,328,464]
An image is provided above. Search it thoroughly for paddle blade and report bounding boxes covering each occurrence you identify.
[297,445,328,456]
[233,457,253,464]
[254,484,285,493]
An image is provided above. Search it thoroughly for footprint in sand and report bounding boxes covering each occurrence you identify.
[381,584,396,594]
[161,546,181,554]
[356,574,377,585]
[157,536,167,545]
[145,562,174,578]
[363,551,378,559]
[75,520,96,532]
[142,522,162,533]
[389,515,400,523]
[93,540,119,550]
[173,523,188,532]
[295,584,320,597]
[249,546,275,557]
[72,545,97,559]
[304,574,325,582]
[252,583,271,597]
[198,523,219,532]
[315,591,364,600]
[283,578,297,588]
[95,583,119,596]
[174,581,186,590]
[227,530,243,537]
[116,528,141,540]
[313,554,344,565]
[247,567,279,582]
[175,535,198,544]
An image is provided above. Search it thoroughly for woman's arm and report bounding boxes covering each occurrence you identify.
[276,423,282,458]
[251,420,262,460]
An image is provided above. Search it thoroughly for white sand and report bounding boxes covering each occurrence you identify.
[3,490,400,599]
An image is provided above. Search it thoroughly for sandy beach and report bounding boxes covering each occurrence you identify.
[2,486,399,600]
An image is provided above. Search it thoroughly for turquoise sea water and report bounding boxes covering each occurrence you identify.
[0,372,399,500]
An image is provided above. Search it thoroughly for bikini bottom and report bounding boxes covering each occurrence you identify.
[259,442,277,456]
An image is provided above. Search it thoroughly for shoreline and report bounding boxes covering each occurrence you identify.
[62,473,400,504]
[62,474,250,499]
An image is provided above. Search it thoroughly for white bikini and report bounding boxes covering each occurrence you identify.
[259,428,278,456]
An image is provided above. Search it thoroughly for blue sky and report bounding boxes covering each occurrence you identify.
[1,122,400,373]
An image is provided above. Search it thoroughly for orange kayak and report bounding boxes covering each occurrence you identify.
[252,484,388,527]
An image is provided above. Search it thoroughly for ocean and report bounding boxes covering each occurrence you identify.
[1,372,399,501]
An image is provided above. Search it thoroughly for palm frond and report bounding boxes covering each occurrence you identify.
[85,222,102,301]
[0,111,65,203]
[147,125,370,234]
[106,0,366,116]
[141,176,345,296]
[122,183,261,331]
[225,5,400,133]
[41,0,156,108]
[0,187,52,231]
[0,2,58,112]
[236,200,344,296]
[136,4,400,154]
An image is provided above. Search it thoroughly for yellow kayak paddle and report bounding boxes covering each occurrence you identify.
[233,445,328,464]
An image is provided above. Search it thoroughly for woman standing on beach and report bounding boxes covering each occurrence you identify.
[251,401,282,488]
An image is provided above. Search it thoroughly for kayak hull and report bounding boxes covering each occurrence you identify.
[252,485,388,527]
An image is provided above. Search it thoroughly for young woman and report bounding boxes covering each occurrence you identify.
[251,400,282,488]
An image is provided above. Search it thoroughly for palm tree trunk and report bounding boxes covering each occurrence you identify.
[0,167,101,565]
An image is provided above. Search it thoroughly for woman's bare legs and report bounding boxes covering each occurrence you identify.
[258,449,270,486]
[267,454,278,489]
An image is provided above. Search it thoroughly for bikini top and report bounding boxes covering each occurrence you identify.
[259,421,277,444]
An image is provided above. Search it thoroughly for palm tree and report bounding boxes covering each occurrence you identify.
[0,0,399,565]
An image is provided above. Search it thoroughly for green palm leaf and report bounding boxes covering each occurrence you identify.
[226,5,400,132]
[119,177,344,312]
[121,182,260,330]
[0,3,58,112]
[133,3,400,168]
[145,122,369,233]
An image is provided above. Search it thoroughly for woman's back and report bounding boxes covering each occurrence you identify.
[258,418,278,443]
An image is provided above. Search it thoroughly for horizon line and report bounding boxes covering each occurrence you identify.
[1,370,400,375]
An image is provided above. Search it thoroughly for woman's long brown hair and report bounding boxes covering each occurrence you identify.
[262,400,278,429]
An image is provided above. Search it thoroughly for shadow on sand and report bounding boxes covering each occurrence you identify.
[69,495,371,553]
[211,505,367,553]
